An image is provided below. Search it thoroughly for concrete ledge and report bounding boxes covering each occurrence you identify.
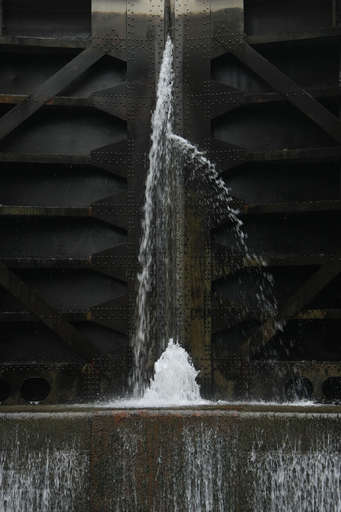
[1,402,340,415]
[0,404,340,511]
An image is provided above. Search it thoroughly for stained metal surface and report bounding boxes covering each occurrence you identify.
[0,47,105,142]
[0,262,99,360]
[215,38,341,144]
[182,0,341,400]
[3,0,91,37]
[0,0,156,403]
[0,0,340,403]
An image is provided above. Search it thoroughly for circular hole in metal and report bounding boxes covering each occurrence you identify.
[285,377,313,401]
[0,378,11,402]
[20,378,50,403]
[322,377,341,402]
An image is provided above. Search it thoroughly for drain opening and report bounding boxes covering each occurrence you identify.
[0,378,11,402]
[21,377,50,403]
[285,377,313,401]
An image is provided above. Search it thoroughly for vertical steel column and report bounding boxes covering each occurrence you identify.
[0,0,3,36]
[127,0,166,376]
[92,0,127,41]
[171,0,212,395]
[210,1,257,399]
[168,0,186,348]
[337,1,341,200]
[333,0,337,27]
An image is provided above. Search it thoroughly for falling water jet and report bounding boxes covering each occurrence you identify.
[169,132,278,321]
[131,35,278,402]
[131,36,176,397]
[141,339,209,406]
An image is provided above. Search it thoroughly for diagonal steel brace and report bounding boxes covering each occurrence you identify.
[0,46,105,142]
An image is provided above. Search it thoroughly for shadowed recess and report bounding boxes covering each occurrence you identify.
[0,109,127,155]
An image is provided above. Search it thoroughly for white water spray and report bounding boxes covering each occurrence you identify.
[170,132,277,320]
[142,339,204,405]
[132,36,277,402]
[132,36,175,395]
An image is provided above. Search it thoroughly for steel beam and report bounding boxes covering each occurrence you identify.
[279,263,341,320]
[240,199,341,216]
[0,88,127,121]
[0,152,91,165]
[1,243,131,282]
[208,82,341,119]
[248,262,341,355]
[90,141,129,179]
[235,43,341,144]
[0,206,90,218]
[0,299,129,335]
[181,0,213,395]
[250,146,341,164]
[0,0,2,37]
[248,27,341,46]
[212,28,341,58]
[0,200,128,230]
[212,243,341,280]
[0,94,89,108]
[296,308,341,320]
[214,31,341,144]
[0,151,127,179]
[0,47,105,142]
[209,139,341,176]
[0,262,99,359]
[0,35,89,49]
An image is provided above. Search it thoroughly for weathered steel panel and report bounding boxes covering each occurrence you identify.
[1,406,340,510]
[0,0,340,403]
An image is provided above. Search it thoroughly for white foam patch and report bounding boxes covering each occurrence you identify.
[141,339,207,405]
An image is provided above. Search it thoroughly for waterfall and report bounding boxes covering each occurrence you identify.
[250,431,341,512]
[0,421,87,511]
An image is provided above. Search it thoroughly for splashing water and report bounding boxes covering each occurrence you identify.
[132,35,277,401]
[170,132,277,320]
[142,339,205,405]
[132,36,176,396]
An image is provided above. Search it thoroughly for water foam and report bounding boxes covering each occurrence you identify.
[132,35,175,396]
[142,339,205,405]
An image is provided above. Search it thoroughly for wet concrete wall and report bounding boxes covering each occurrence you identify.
[0,406,340,511]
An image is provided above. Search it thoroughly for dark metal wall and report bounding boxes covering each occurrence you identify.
[180,0,341,401]
[0,0,340,404]
[0,0,165,404]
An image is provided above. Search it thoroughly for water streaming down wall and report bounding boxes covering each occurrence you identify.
[0,407,340,510]
[0,415,89,511]
[250,439,341,511]
[91,408,341,511]
[132,36,181,396]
